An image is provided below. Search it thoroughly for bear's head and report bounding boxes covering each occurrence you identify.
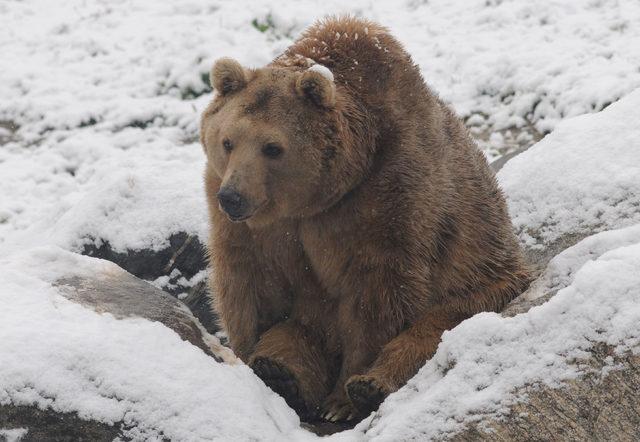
[200,58,372,227]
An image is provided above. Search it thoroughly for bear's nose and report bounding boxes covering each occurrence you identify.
[217,187,249,221]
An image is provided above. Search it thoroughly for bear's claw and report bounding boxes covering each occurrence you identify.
[250,356,308,416]
[320,398,356,422]
[346,376,387,416]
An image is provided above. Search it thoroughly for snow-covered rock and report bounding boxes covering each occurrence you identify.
[500,88,640,255]
[83,231,217,334]
[0,248,302,441]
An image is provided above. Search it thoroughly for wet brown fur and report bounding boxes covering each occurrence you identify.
[200,16,530,421]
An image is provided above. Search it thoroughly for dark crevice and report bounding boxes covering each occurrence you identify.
[81,232,218,335]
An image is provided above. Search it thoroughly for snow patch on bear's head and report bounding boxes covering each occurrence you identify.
[308,63,334,82]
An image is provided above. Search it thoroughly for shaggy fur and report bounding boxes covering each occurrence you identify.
[200,16,530,422]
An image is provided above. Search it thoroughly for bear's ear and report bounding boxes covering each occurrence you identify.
[296,69,336,108]
[210,58,248,95]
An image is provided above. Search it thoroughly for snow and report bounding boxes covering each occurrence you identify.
[524,223,640,303]
[0,247,302,441]
[0,126,208,255]
[2,0,640,254]
[308,64,335,82]
[499,88,640,248]
[1,0,640,440]
[0,428,28,442]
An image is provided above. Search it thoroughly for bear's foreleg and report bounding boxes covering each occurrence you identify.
[320,297,396,422]
[249,321,331,419]
[345,306,468,416]
[211,238,290,362]
[211,270,259,362]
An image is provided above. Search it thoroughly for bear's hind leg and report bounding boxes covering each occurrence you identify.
[249,321,330,419]
[346,307,467,416]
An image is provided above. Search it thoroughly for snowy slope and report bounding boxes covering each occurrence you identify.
[499,90,640,248]
[1,1,640,440]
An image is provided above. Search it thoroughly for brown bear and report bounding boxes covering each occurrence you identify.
[200,16,530,422]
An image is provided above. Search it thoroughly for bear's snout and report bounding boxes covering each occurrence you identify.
[217,187,250,221]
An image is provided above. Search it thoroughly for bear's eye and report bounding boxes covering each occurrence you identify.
[222,139,233,153]
[262,142,283,159]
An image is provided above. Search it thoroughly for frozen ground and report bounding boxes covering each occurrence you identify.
[1,0,640,440]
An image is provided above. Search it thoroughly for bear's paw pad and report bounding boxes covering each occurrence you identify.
[346,376,387,416]
[250,356,307,415]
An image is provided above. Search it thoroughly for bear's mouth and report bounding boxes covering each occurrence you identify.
[220,200,267,223]
[225,212,252,222]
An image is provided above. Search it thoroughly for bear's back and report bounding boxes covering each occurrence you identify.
[274,17,529,315]
[272,17,431,113]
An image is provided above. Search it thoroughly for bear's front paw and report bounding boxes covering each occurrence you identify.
[346,374,390,416]
[250,356,308,416]
[320,392,357,423]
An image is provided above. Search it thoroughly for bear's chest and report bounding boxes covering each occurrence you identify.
[298,212,375,298]
[251,223,305,276]
[249,219,355,299]
[251,206,386,302]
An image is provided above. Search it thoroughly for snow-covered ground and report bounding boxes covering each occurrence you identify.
[2,0,640,255]
[1,0,640,440]
[500,88,640,248]
[0,428,28,442]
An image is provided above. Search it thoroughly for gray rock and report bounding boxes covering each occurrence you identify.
[451,348,640,441]
[0,120,18,146]
[55,269,226,361]
[82,232,206,283]
[81,232,218,335]
[0,405,119,442]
